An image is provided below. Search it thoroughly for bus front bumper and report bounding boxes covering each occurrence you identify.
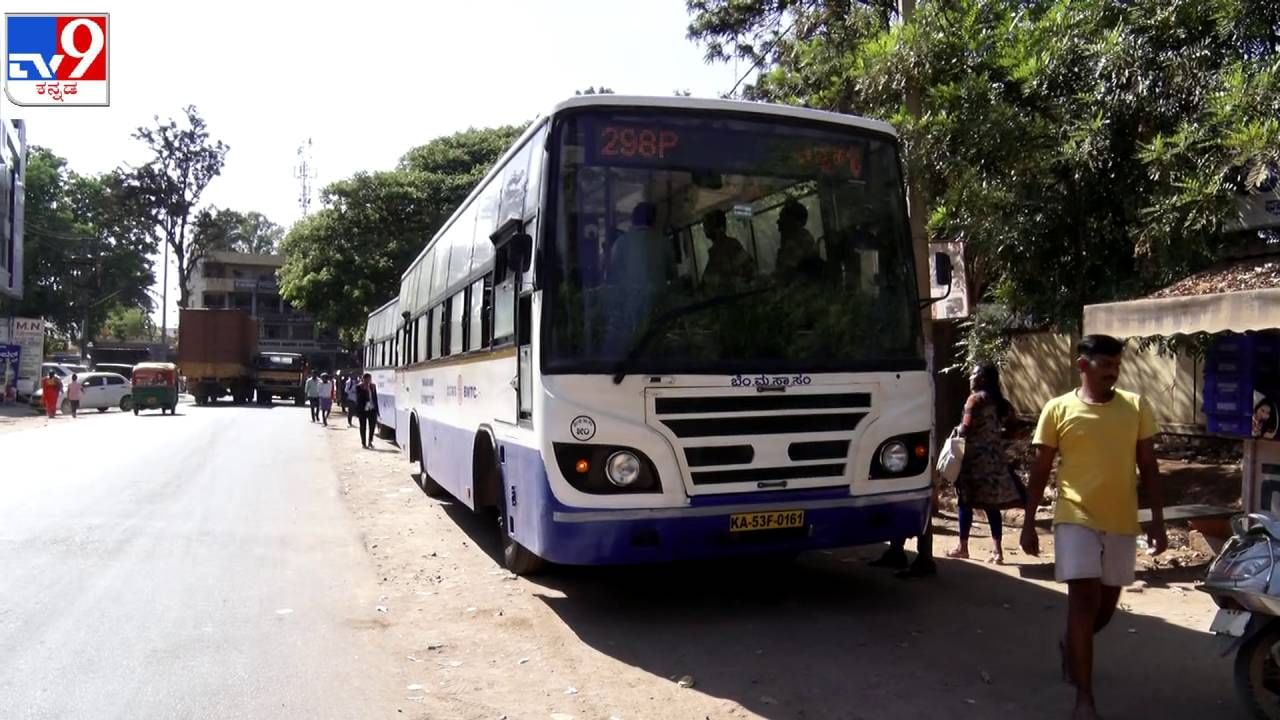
[535,487,930,566]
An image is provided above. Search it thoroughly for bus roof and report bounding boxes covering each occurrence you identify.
[549,95,898,137]
[399,95,899,284]
[367,296,398,319]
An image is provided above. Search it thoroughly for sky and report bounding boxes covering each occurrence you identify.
[3,0,742,326]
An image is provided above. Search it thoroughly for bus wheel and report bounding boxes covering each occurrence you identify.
[498,490,546,576]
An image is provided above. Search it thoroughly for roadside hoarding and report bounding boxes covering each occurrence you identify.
[0,343,18,403]
[10,317,43,396]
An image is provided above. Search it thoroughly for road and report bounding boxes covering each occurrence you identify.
[0,401,1247,720]
[0,403,404,720]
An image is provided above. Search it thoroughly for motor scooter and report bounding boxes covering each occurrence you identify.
[1202,512,1280,719]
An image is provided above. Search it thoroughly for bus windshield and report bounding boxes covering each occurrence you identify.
[546,109,923,375]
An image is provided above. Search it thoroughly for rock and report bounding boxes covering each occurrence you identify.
[518,657,530,665]
[980,670,992,685]
[565,687,578,695]
[407,683,424,691]
[1127,628,1138,634]
[376,605,389,613]
[427,642,445,650]
[1125,582,1146,594]
[550,714,575,720]
[964,699,977,705]
[760,696,778,705]
[677,675,696,688]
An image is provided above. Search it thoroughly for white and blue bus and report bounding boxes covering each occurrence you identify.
[392,95,933,574]
[363,297,400,436]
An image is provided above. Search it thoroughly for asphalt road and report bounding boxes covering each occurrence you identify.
[0,402,401,720]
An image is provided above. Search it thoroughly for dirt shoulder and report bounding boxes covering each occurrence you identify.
[328,421,1243,720]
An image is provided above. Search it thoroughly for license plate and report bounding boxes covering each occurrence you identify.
[729,510,805,532]
[1210,608,1252,637]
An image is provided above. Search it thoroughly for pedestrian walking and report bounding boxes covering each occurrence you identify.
[344,373,358,428]
[318,372,334,426]
[41,371,62,419]
[356,373,378,449]
[304,371,320,422]
[1021,334,1167,720]
[947,362,1026,564]
[66,373,83,419]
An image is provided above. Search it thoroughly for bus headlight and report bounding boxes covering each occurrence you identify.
[606,451,642,487]
[878,441,910,474]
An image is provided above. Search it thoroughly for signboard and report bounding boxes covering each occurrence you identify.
[11,316,43,396]
[0,344,18,404]
[929,241,970,321]
[1226,191,1280,232]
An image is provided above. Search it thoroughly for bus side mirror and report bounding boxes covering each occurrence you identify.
[933,251,953,287]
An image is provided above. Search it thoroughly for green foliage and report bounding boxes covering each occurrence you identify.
[945,304,1015,374]
[100,305,156,342]
[574,86,615,95]
[18,147,156,342]
[687,0,1280,337]
[192,207,284,255]
[120,105,230,309]
[279,125,526,345]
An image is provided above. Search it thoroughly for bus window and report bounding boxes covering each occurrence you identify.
[449,291,465,355]
[469,277,486,350]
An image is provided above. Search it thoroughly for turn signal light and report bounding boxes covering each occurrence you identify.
[575,459,590,474]
[914,444,928,459]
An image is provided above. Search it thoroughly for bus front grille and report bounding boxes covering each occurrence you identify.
[648,388,873,491]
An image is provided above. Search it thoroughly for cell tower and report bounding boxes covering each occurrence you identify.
[294,138,315,217]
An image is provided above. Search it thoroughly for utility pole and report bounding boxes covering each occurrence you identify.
[159,240,169,343]
[294,138,315,218]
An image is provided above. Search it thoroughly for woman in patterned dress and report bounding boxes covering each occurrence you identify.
[947,362,1025,564]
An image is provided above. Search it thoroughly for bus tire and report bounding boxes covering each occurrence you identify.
[498,492,546,576]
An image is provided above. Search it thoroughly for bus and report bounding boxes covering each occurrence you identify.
[362,298,400,436]
[391,95,933,574]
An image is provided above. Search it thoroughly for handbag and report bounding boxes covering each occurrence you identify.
[935,426,966,483]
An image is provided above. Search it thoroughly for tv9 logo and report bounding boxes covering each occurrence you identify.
[4,14,109,106]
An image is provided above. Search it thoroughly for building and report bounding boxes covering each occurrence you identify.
[0,113,26,301]
[189,250,344,370]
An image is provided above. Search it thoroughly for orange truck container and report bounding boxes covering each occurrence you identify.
[177,308,258,404]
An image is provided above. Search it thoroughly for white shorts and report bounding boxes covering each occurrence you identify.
[1054,523,1138,587]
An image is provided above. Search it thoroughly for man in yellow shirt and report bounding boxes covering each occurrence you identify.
[1022,334,1167,720]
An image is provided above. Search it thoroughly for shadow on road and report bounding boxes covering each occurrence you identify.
[435,497,1240,720]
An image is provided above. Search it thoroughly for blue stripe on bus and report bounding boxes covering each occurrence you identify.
[416,415,929,566]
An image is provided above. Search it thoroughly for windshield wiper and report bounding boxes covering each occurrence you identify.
[610,285,774,384]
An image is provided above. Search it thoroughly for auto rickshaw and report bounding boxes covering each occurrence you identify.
[130,362,179,415]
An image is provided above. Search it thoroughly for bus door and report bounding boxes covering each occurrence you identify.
[491,219,531,426]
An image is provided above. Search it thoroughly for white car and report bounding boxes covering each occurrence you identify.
[69,372,133,413]
[33,371,133,414]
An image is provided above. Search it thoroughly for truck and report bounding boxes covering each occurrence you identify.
[252,351,307,405]
[178,308,257,405]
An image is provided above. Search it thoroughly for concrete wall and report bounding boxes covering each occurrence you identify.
[1003,331,1205,433]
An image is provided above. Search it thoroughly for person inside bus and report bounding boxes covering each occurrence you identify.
[700,209,753,289]
[774,199,822,279]
[604,202,668,354]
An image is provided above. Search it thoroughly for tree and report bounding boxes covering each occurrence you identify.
[122,105,229,310]
[192,208,284,255]
[279,125,526,343]
[100,305,156,342]
[18,147,156,344]
[687,0,1280,333]
[575,86,616,95]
